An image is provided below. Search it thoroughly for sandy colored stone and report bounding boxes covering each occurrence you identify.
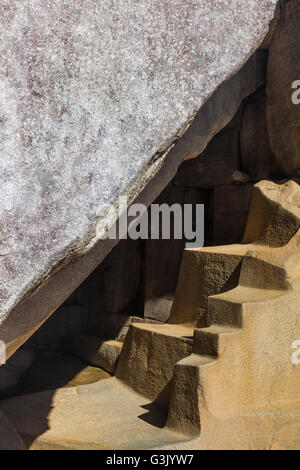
[65,335,123,374]
[116,323,193,407]
[144,185,206,323]
[169,247,244,326]
[1,180,300,450]
[167,180,300,437]
[2,351,111,398]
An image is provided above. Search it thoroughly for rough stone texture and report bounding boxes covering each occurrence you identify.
[0,409,25,450]
[144,184,207,322]
[174,109,242,188]
[267,0,300,176]
[0,1,278,358]
[27,236,143,346]
[0,349,35,394]
[169,247,243,326]
[241,88,274,180]
[116,323,193,407]
[210,184,253,245]
[64,335,123,374]
[1,180,300,450]
[83,238,143,337]
[25,304,86,350]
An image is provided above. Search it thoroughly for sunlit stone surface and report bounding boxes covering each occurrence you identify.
[0,0,277,320]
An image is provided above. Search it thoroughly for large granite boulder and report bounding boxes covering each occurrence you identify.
[0,1,278,358]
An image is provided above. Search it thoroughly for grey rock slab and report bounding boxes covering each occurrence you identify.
[0,1,277,345]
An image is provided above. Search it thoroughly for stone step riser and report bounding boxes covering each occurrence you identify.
[192,327,241,357]
[207,297,243,328]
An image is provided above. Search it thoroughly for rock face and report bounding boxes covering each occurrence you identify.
[1,179,300,450]
[0,349,35,394]
[0,1,278,358]
[210,184,253,245]
[0,410,25,450]
[174,108,242,188]
[65,336,123,374]
[241,87,274,180]
[267,0,300,176]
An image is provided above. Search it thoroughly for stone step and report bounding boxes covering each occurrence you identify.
[115,323,194,407]
[175,352,216,368]
[64,335,123,374]
[169,246,245,325]
[128,323,194,340]
[192,325,241,357]
[238,253,290,291]
[207,296,243,327]
[207,285,287,327]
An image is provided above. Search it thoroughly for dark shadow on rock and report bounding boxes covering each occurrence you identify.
[138,382,172,429]
[0,349,111,449]
[220,261,243,294]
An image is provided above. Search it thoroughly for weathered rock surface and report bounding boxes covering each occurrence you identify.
[65,335,123,374]
[0,409,25,450]
[2,182,300,450]
[241,88,274,180]
[174,109,242,188]
[0,349,35,394]
[267,0,300,176]
[1,181,300,450]
[210,184,253,245]
[144,184,207,322]
[0,1,278,358]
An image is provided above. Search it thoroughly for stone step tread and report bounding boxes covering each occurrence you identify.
[209,285,287,305]
[197,325,241,336]
[131,323,194,340]
[176,353,216,367]
[186,243,268,256]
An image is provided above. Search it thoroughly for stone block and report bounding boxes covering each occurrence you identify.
[64,335,123,374]
[210,184,253,245]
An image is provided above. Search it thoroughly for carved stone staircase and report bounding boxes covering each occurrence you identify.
[1,180,300,449]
